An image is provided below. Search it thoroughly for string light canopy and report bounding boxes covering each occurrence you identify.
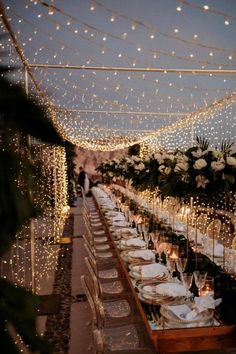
[0,0,235,151]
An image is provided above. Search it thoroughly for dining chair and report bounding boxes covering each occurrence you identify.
[84,252,121,281]
[81,275,138,327]
[84,256,126,300]
[92,323,155,354]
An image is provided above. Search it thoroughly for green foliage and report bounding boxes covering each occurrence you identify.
[0,279,50,354]
[0,66,64,352]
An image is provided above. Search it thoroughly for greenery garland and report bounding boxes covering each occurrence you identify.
[110,185,236,325]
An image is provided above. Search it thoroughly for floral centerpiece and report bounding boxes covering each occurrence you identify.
[158,137,236,208]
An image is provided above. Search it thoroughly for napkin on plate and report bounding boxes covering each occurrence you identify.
[144,282,187,296]
[185,295,222,320]
[122,238,146,248]
[129,249,155,261]
[138,263,168,277]
[165,304,192,320]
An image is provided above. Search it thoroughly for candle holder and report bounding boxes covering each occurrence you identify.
[199,276,214,297]
[169,245,179,260]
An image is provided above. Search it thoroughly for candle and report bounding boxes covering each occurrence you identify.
[169,245,179,259]
[200,277,214,297]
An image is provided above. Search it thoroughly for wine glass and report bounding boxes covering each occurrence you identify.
[176,258,187,281]
[193,271,207,296]
[166,259,176,279]
[143,225,150,247]
[154,239,165,263]
[182,272,193,296]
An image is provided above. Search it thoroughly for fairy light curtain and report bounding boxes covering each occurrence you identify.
[0,0,236,151]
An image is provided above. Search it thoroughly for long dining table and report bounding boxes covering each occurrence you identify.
[90,187,236,353]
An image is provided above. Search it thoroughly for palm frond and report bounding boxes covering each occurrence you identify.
[196,136,209,151]
[220,140,234,154]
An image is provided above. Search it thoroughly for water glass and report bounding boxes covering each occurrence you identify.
[199,276,214,297]
[193,271,207,296]
[166,259,176,279]
[182,272,193,295]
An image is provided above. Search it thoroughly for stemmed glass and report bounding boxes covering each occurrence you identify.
[176,258,187,282]
[154,239,166,263]
[166,259,176,279]
[182,272,193,296]
[193,271,207,296]
[142,224,150,247]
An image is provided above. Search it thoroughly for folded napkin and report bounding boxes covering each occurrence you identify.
[165,304,192,320]
[129,250,155,261]
[144,282,187,296]
[122,238,146,248]
[185,295,222,320]
[139,263,168,278]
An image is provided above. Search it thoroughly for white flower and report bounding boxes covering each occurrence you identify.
[192,148,203,158]
[174,162,189,172]
[195,175,209,188]
[212,150,223,159]
[193,158,207,170]
[192,148,209,158]
[226,156,236,167]
[165,167,171,175]
[154,153,164,164]
[135,162,145,171]
[158,165,171,175]
[167,154,175,161]
[211,158,225,171]
[177,154,188,163]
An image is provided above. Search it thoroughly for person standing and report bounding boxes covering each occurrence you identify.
[77,166,86,194]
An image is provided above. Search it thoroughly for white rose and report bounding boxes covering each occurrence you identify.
[226,156,236,167]
[135,162,145,171]
[211,159,225,171]
[174,162,189,172]
[193,158,207,170]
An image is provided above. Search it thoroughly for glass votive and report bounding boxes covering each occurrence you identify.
[200,276,214,297]
[169,245,179,260]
